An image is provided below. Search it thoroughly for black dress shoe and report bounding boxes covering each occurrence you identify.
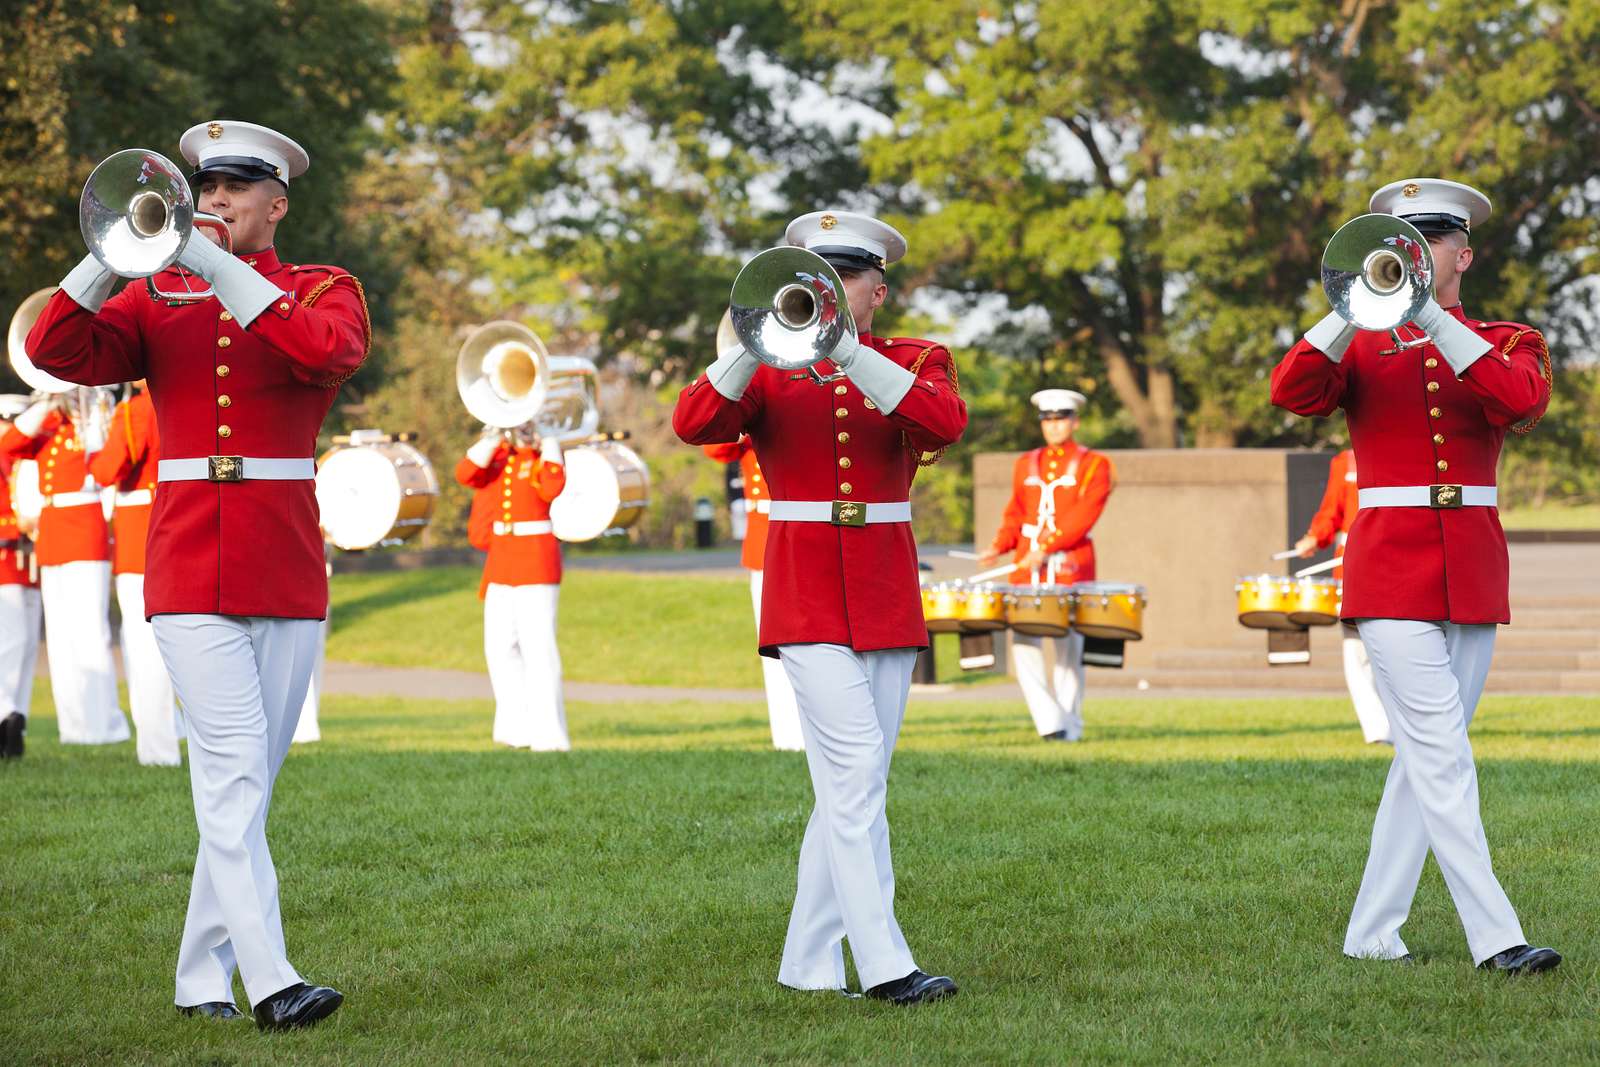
[1042,730,1069,741]
[253,982,343,1030]
[864,969,958,1005]
[1,712,24,759]
[1478,945,1561,975]
[178,1001,246,1020]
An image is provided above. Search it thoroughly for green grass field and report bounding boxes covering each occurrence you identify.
[1499,502,1600,530]
[5,686,1600,1064]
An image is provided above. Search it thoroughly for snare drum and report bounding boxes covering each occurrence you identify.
[1286,576,1340,626]
[1005,584,1074,638]
[1236,574,1296,630]
[921,581,966,634]
[1071,581,1146,640]
[959,581,1009,632]
[550,441,650,542]
[316,436,439,550]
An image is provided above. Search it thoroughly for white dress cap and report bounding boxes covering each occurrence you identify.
[785,210,908,271]
[1030,389,1087,417]
[179,120,310,184]
[1369,178,1491,234]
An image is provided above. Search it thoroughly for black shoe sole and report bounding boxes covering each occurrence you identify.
[258,991,343,1031]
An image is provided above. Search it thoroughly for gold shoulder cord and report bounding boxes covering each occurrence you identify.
[1504,328,1553,435]
[904,345,958,467]
[300,274,373,388]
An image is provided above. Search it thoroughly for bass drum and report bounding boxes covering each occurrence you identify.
[315,438,439,550]
[10,458,42,535]
[551,441,650,542]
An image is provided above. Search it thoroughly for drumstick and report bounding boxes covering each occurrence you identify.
[946,549,983,561]
[1293,557,1341,578]
[965,564,1017,584]
[1271,549,1300,561]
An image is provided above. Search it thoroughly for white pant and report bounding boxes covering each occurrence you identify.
[40,560,128,745]
[0,584,42,718]
[1341,622,1390,744]
[154,613,319,1007]
[1344,619,1525,965]
[750,570,803,751]
[115,573,181,765]
[1011,631,1085,738]
[484,583,568,751]
[778,644,919,991]
[293,613,329,744]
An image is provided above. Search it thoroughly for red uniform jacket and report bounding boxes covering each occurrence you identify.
[702,437,769,571]
[0,410,110,567]
[25,247,370,618]
[674,334,967,657]
[87,389,160,575]
[1270,306,1550,623]
[988,443,1113,585]
[1303,449,1358,580]
[0,457,36,587]
[455,441,566,596]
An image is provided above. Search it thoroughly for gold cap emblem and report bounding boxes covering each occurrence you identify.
[1402,182,1421,198]
[820,213,837,230]
[207,122,225,140]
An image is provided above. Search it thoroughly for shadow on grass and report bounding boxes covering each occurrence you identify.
[331,567,478,627]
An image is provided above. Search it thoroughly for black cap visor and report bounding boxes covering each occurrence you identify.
[814,246,886,273]
[1038,409,1078,420]
[190,156,285,186]
[1400,212,1470,237]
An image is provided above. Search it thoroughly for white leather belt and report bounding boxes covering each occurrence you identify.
[768,500,911,526]
[1358,485,1497,509]
[753,498,771,514]
[158,457,316,482]
[42,491,100,508]
[115,489,153,506]
[493,520,553,536]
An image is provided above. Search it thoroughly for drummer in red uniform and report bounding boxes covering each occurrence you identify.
[27,120,362,1027]
[1271,177,1559,975]
[1,396,128,747]
[88,381,181,765]
[0,405,43,758]
[1293,448,1389,744]
[674,210,966,1005]
[702,436,803,751]
[456,425,569,750]
[978,389,1113,741]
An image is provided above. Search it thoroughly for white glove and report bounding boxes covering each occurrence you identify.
[61,254,116,313]
[831,337,916,414]
[539,437,564,467]
[705,342,760,401]
[1413,298,1492,376]
[177,234,284,327]
[466,431,501,468]
[80,404,109,454]
[1304,310,1358,364]
[14,400,51,437]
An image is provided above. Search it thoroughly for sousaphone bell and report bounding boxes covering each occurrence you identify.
[1321,213,1435,350]
[454,320,600,442]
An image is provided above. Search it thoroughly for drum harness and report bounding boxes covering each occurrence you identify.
[1021,446,1103,584]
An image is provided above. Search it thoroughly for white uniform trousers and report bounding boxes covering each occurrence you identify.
[1344,619,1526,964]
[115,573,180,765]
[749,570,803,751]
[483,583,568,751]
[153,614,318,1008]
[1011,631,1085,738]
[40,560,129,745]
[0,584,42,718]
[293,613,328,744]
[1341,622,1391,744]
[777,644,919,991]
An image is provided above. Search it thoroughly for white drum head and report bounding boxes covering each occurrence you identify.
[316,447,403,550]
[551,446,621,542]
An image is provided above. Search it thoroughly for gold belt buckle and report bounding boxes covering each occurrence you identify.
[1429,483,1463,508]
[208,455,245,482]
[831,500,866,526]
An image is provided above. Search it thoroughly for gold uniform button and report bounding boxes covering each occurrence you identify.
[1426,381,1439,393]
[1424,358,1438,369]
[864,398,877,410]
[835,407,848,418]
[834,384,847,396]
[217,425,232,439]
[1436,459,1449,472]
[48,446,58,455]
[218,336,231,348]
[1429,406,1442,418]
[839,482,853,495]
[217,364,230,377]
[219,311,233,322]
[839,457,852,469]
[279,302,291,312]
[218,395,232,408]
[1433,433,1445,445]
[837,432,850,444]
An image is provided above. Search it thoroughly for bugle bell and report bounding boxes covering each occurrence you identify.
[1321,213,1434,333]
[454,320,601,442]
[728,246,855,375]
[79,149,230,301]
